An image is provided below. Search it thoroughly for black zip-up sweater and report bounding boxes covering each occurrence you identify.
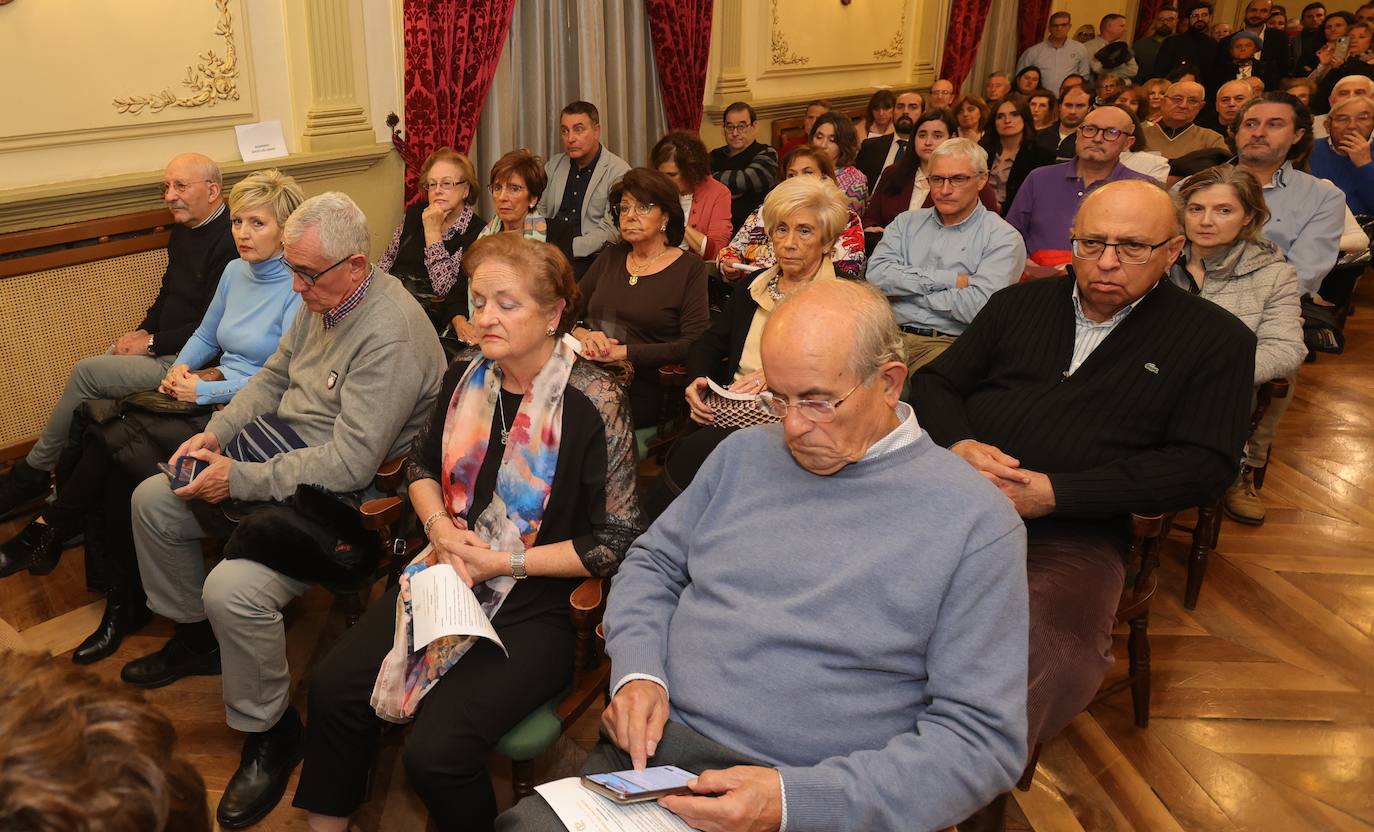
[138,206,237,355]
[910,275,1256,517]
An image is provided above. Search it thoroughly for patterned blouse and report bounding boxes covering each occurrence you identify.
[835,165,870,214]
[717,206,867,279]
[377,204,475,298]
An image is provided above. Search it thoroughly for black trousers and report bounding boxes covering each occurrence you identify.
[293,583,575,831]
[49,424,140,595]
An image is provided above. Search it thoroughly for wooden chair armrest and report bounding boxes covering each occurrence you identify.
[658,364,689,388]
[595,622,605,643]
[375,455,408,493]
[570,576,605,613]
[1127,512,1167,540]
[359,495,406,531]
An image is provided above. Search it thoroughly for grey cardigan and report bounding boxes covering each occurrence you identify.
[1169,238,1306,385]
[538,146,631,258]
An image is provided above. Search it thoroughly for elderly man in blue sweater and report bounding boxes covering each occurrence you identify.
[498,279,1029,832]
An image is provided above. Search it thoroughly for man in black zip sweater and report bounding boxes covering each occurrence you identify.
[911,181,1254,823]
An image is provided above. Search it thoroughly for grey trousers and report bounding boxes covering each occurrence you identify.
[1246,374,1296,468]
[901,332,957,375]
[26,353,174,471]
[131,474,310,732]
[494,721,764,832]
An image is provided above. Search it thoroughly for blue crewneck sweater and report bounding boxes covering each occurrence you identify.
[174,253,302,404]
[1309,137,1374,214]
[606,425,1029,831]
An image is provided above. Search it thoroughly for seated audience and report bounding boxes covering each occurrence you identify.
[709,101,780,232]
[1060,73,1089,95]
[1144,77,1172,121]
[651,131,733,260]
[955,94,992,143]
[985,71,1013,103]
[1312,73,1373,137]
[687,176,853,426]
[121,192,446,828]
[983,96,1056,212]
[1075,23,1098,44]
[1140,81,1229,158]
[377,147,483,332]
[1019,12,1092,93]
[0,152,235,518]
[1113,86,1148,116]
[1015,65,1044,96]
[1281,75,1317,108]
[295,234,644,832]
[1094,74,1127,105]
[864,110,999,235]
[860,88,898,140]
[1008,105,1156,265]
[538,101,632,273]
[1204,78,1256,133]
[1304,12,1358,90]
[810,112,869,212]
[1037,85,1093,160]
[929,78,958,109]
[1310,94,1374,213]
[1212,22,1235,41]
[1245,74,1268,96]
[0,649,210,832]
[452,149,551,345]
[1086,14,1138,80]
[1115,108,1174,181]
[868,139,1027,373]
[501,278,1031,832]
[0,171,305,668]
[1157,2,1218,84]
[1233,92,1346,297]
[1230,0,1292,87]
[779,98,831,158]
[718,146,867,279]
[856,90,925,190]
[1029,89,1059,130]
[574,168,709,429]
[1312,23,1374,108]
[1211,30,1266,93]
[1172,167,1306,525]
[1135,6,1181,79]
[912,179,1255,821]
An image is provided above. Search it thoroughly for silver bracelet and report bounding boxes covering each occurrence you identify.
[421,509,447,538]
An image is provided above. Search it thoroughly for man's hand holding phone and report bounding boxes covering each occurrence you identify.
[601,679,670,770]
[659,766,783,832]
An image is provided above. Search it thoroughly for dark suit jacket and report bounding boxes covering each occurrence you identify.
[1213,28,1288,91]
[686,274,763,384]
[1035,124,1078,162]
[1156,29,1216,85]
[856,134,905,194]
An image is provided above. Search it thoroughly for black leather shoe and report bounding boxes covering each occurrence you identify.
[0,462,50,520]
[216,707,304,829]
[0,521,64,578]
[73,590,153,665]
[120,633,221,689]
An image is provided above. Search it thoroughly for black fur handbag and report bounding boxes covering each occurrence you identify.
[220,485,382,592]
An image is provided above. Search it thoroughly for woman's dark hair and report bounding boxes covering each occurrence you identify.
[882,109,958,196]
[809,113,861,167]
[780,145,838,182]
[983,96,1037,154]
[649,131,712,189]
[489,149,548,201]
[865,89,897,127]
[609,167,687,247]
[1014,66,1042,91]
[464,233,582,333]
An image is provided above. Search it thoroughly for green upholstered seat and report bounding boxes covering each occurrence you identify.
[494,696,564,761]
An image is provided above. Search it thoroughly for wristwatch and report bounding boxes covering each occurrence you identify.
[510,541,527,580]
[146,335,156,355]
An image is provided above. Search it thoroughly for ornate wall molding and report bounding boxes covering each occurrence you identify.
[112,0,239,116]
[873,11,906,59]
[769,0,810,66]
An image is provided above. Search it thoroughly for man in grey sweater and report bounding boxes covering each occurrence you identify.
[121,192,445,829]
[498,280,1029,832]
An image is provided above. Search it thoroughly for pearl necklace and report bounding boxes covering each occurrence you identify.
[626,247,673,286]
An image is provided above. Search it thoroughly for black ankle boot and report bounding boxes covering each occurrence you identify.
[217,707,305,828]
[73,588,153,665]
[0,461,50,520]
[0,520,67,578]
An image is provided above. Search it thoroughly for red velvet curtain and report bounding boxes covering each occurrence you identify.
[940,0,995,90]
[645,0,714,131]
[394,0,517,203]
[1018,0,1056,57]
[1135,0,1169,39]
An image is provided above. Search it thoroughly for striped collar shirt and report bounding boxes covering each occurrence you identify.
[1068,282,1147,374]
[323,268,373,329]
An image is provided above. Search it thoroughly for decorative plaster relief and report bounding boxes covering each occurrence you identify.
[113,0,239,115]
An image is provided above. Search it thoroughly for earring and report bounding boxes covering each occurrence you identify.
[546,325,556,337]
[660,224,667,231]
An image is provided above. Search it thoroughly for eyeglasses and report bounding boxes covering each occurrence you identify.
[611,201,658,220]
[756,381,862,422]
[723,122,753,133]
[283,254,354,286]
[424,178,467,191]
[1167,95,1205,106]
[160,179,212,196]
[1329,113,1374,125]
[1077,124,1134,141]
[927,174,976,188]
[490,182,528,196]
[1071,237,1173,265]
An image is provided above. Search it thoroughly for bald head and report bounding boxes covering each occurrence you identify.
[1077,179,1181,237]
[1162,81,1207,126]
[765,280,904,380]
[162,152,223,226]
[1071,180,1184,321]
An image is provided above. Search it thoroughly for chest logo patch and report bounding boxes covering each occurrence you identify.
[1144,362,1160,374]
[327,370,339,390]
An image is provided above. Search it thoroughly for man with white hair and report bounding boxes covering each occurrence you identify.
[1312,73,1373,138]
[121,192,446,828]
[1311,94,1374,212]
[868,139,1026,373]
[497,278,1030,832]
[1139,81,1229,159]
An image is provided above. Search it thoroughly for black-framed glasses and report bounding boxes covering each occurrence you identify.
[1071,237,1173,265]
[1077,124,1134,141]
[283,254,353,285]
[723,122,754,133]
[756,381,862,423]
[927,174,976,188]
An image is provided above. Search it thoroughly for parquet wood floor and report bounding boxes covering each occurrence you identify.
[3,280,1372,831]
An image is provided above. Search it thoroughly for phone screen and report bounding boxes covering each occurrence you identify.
[585,766,695,796]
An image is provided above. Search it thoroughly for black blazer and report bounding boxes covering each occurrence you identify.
[984,139,1055,215]
[856,134,902,194]
[686,277,759,384]
[1035,124,1077,162]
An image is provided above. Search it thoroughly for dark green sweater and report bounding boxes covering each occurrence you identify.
[910,275,1256,517]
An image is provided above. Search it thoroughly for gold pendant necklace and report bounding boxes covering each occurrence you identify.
[627,247,671,286]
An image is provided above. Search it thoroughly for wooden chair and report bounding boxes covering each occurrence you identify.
[333,454,414,626]
[493,578,611,800]
[1177,377,1289,609]
[1016,511,1168,791]
[634,364,691,463]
